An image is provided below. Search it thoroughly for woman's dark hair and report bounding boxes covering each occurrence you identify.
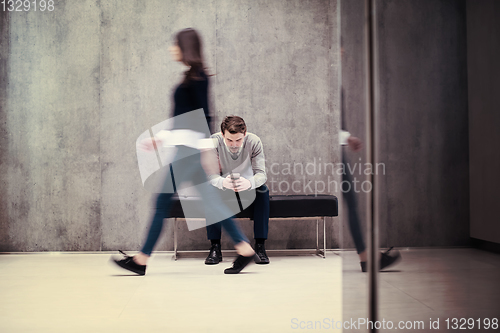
[176,28,206,84]
[221,116,246,135]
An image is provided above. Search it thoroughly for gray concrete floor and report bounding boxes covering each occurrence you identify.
[0,248,498,333]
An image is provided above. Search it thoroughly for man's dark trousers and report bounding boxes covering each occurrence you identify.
[206,184,270,240]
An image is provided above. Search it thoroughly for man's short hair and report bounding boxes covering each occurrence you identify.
[221,116,246,134]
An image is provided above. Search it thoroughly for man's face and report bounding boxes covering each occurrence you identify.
[222,131,245,153]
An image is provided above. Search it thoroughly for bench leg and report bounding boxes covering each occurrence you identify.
[316,219,319,254]
[323,216,326,258]
[316,217,326,258]
[173,218,178,261]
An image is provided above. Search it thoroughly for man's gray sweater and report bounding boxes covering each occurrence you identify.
[208,132,267,190]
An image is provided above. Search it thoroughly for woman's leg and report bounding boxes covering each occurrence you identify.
[139,192,174,257]
[113,191,174,271]
[342,150,366,259]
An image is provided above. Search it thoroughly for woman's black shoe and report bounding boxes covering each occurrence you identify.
[224,254,255,274]
[111,250,146,275]
[380,247,401,270]
[360,247,402,272]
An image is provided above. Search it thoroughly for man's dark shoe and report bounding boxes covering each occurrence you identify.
[255,243,270,264]
[380,247,401,270]
[111,250,146,275]
[224,254,255,274]
[360,247,402,272]
[205,243,223,265]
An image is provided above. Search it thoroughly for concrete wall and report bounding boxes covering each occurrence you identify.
[0,10,10,251]
[340,0,470,249]
[1,1,102,251]
[0,0,341,252]
[467,0,500,245]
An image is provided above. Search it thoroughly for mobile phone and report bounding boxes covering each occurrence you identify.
[230,173,240,180]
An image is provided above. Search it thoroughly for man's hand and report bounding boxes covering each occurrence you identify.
[222,175,251,192]
[222,175,236,191]
[347,136,362,152]
[138,138,162,152]
[233,177,251,192]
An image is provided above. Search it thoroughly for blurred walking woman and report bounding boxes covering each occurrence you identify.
[112,28,256,275]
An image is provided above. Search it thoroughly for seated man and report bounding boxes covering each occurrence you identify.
[205,115,270,265]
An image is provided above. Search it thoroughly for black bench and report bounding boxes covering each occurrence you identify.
[169,194,338,259]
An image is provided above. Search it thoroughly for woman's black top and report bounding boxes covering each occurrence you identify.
[172,70,212,134]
